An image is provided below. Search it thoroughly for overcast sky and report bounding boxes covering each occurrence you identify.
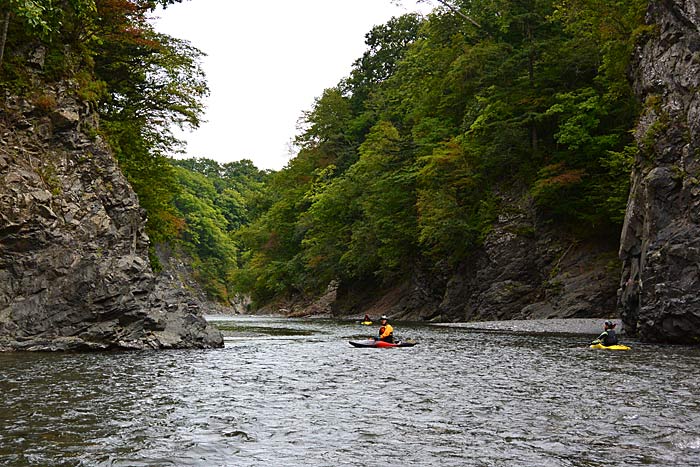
[153,0,433,171]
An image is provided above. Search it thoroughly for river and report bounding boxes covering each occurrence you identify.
[1,316,698,466]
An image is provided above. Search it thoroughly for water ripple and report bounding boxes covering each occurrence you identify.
[0,317,699,466]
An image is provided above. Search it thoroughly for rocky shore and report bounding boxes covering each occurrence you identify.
[0,74,222,351]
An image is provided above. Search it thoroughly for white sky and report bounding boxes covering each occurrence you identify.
[153,0,434,171]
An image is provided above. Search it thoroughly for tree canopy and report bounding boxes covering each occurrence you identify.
[233,0,647,306]
[3,0,648,306]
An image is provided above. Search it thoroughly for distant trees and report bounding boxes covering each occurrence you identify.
[169,158,270,302]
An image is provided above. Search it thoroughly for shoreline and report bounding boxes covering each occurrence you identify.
[431,318,621,336]
[206,314,619,337]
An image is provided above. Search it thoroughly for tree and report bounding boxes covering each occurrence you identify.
[0,0,96,68]
[233,0,647,306]
[344,13,424,110]
[89,0,208,245]
[341,121,418,277]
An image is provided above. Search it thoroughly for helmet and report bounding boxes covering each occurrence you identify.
[604,320,616,328]
[380,315,388,320]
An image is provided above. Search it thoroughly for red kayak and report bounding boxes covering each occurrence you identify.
[349,339,417,348]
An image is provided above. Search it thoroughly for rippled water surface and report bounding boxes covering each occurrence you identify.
[1,316,699,466]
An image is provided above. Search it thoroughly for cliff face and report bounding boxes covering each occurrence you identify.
[619,0,700,344]
[434,198,619,323]
[328,191,619,324]
[0,79,222,350]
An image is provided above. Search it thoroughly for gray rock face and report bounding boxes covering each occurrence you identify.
[0,83,222,351]
[432,194,618,323]
[619,0,700,343]
[332,191,619,324]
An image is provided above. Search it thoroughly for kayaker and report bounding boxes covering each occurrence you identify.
[363,314,371,322]
[377,315,394,343]
[592,320,619,346]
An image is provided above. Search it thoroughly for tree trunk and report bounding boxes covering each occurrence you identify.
[434,0,481,28]
[0,11,10,69]
[526,19,538,153]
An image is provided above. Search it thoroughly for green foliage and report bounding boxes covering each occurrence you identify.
[74,69,107,103]
[295,87,361,173]
[169,159,269,302]
[343,121,418,277]
[102,118,183,244]
[232,0,646,305]
[172,173,235,301]
[300,169,358,287]
[416,138,496,260]
[594,144,635,224]
[93,2,209,156]
[344,13,424,112]
[3,0,647,307]
[3,0,69,38]
[531,162,587,221]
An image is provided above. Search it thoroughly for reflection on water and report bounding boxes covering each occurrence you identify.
[1,316,699,466]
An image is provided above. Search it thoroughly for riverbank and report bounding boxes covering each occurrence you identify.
[207,313,619,338]
[432,318,620,336]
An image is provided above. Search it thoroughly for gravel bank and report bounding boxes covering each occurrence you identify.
[432,318,622,336]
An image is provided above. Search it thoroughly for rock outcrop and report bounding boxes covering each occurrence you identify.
[618,0,700,344]
[433,201,619,323]
[0,79,222,350]
[330,192,619,324]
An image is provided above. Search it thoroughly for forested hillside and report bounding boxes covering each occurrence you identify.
[169,158,269,303]
[233,0,648,311]
[1,0,648,315]
[1,0,268,305]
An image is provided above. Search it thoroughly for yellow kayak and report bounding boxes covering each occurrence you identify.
[590,343,631,351]
[360,321,373,325]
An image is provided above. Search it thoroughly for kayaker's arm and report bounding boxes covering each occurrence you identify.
[591,331,607,345]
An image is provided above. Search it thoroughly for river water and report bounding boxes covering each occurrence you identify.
[0,316,698,467]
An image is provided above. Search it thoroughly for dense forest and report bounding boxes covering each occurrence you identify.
[2,0,648,310]
[231,0,648,308]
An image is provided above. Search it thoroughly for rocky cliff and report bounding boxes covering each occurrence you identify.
[324,190,619,324]
[619,0,700,344]
[0,77,222,350]
[433,196,619,323]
